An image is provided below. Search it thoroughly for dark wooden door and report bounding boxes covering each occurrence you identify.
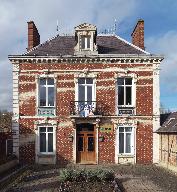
[76,125,96,164]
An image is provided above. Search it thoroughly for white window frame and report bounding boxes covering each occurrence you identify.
[38,126,55,155]
[117,77,134,107]
[118,126,134,155]
[80,36,91,50]
[77,78,96,103]
[39,78,55,108]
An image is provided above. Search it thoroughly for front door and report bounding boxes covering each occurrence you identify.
[76,124,96,164]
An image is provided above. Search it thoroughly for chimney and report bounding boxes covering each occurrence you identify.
[27,21,40,50]
[131,19,144,50]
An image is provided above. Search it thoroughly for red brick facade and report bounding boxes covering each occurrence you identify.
[16,61,154,164]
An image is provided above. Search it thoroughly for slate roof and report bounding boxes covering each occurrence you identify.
[156,112,177,133]
[24,35,147,56]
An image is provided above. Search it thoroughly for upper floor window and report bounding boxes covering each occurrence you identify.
[81,36,91,50]
[78,78,94,102]
[118,78,132,106]
[39,78,54,107]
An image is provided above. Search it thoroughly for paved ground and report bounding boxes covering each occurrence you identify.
[116,174,165,192]
[1,164,177,192]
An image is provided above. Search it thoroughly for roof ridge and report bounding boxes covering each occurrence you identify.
[114,34,150,54]
[23,33,60,55]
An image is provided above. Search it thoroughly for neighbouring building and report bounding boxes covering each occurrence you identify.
[0,112,13,161]
[157,112,177,171]
[9,19,163,165]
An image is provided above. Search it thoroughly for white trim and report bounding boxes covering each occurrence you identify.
[36,75,57,116]
[23,34,60,55]
[12,62,20,159]
[35,124,57,164]
[73,127,77,164]
[115,74,137,115]
[117,126,134,155]
[38,126,55,154]
[96,126,98,164]
[153,62,161,163]
[98,34,150,55]
[115,120,137,164]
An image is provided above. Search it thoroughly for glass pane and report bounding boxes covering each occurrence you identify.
[78,78,85,84]
[87,86,92,102]
[79,85,85,101]
[87,37,90,48]
[126,87,132,105]
[125,78,132,85]
[48,87,54,106]
[78,137,83,151]
[118,86,124,105]
[40,133,46,152]
[40,79,46,85]
[86,78,93,84]
[117,78,124,85]
[48,78,54,85]
[81,37,85,49]
[88,137,94,151]
[48,133,53,152]
[40,127,46,132]
[126,133,131,153]
[119,133,124,153]
[119,127,124,132]
[40,86,46,106]
[47,127,53,132]
[125,127,132,132]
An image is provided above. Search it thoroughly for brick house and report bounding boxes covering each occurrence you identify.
[156,112,177,171]
[9,19,163,165]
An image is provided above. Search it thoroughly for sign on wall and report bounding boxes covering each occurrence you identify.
[100,124,114,132]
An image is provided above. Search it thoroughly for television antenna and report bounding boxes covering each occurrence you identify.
[114,19,117,34]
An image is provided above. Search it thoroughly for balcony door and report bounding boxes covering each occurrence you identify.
[76,123,96,164]
[77,78,95,117]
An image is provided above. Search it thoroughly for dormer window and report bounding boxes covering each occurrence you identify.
[74,23,98,55]
[81,36,91,50]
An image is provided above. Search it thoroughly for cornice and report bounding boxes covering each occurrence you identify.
[8,54,164,64]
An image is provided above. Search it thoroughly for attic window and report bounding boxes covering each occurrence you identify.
[81,36,91,50]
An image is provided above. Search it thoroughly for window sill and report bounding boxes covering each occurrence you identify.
[37,153,55,158]
[118,154,134,158]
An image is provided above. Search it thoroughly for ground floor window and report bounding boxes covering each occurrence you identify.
[118,126,134,154]
[39,126,54,153]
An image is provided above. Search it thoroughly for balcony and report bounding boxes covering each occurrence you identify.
[70,101,106,117]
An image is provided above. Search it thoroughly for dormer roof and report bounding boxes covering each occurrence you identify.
[75,23,97,31]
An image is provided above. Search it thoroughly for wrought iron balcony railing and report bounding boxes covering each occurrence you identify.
[70,101,105,117]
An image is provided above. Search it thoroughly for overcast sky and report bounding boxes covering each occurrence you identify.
[0,0,177,111]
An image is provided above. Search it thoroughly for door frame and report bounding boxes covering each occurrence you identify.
[73,123,98,164]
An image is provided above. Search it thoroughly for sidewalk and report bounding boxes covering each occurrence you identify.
[116,174,165,192]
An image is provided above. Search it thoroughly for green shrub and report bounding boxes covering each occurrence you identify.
[59,168,115,182]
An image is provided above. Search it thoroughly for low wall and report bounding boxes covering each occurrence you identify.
[0,159,18,174]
